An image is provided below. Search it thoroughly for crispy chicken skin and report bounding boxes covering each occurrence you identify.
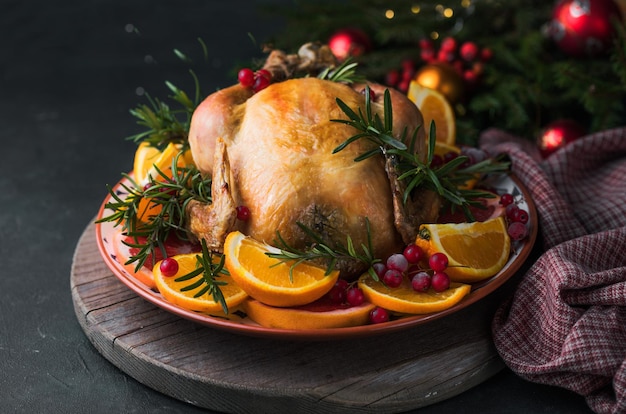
[187,77,436,277]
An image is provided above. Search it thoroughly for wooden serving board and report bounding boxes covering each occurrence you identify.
[71,221,510,413]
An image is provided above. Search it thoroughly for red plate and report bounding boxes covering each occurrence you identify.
[95,173,537,341]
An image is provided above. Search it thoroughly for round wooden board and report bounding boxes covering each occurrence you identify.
[71,221,508,413]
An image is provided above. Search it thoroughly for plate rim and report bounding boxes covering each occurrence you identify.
[94,172,538,341]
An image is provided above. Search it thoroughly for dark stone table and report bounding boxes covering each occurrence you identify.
[0,1,593,412]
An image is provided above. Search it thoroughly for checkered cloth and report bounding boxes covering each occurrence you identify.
[480,127,626,414]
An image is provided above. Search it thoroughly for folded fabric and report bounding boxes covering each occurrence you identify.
[480,127,626,414]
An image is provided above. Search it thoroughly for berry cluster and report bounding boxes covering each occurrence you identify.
[418,37,492,87]
[237,68,272,93]
[499,193,530,241]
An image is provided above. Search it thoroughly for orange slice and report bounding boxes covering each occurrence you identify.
[415,216,511,282]
[407,81,456,145]
[243,298,376,329]
[358,274,471,314]
[223,231,340,307]
[154,253,248,314]
[133,142,162,184]
[133,141,194,185]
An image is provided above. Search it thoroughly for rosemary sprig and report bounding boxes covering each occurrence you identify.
[332,87,510,220]
[173,239,230,314]
[268,219,383,281]
[317,58,365,84]
[96,151,212,271]
[127,40,204,148]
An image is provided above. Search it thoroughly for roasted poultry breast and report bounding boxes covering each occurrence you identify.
[187,76,439,278]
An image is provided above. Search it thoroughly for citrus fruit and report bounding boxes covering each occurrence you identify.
[154,253,248,314]
[407,80,456,145]
[414,216,511,282]
[357,274,471,314]
[223,231,340,307]
[133,141,194,185]
[133,142,161,184]
[243,298,376,329]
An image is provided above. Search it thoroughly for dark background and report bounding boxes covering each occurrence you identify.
[0,1,594,412]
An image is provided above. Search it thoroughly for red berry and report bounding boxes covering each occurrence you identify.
[372,262,387,280]
[437,49,455,63]
[511,208,529,224]
[327,279,349,304]
[159,257,179,277]
[236,205,251,221]
[419,38,434,50]
[411,271,431,292]
[440,37,457,52]
[369,307,390,324]
[386,253,409,272]
[346,287,365,306]
[420,48,435,62]
[431,271,450,292]
[508,222,529,241]
[385,69,400,86]
[383,269,404,288]
[256,69,272,81]
[253,75,270,93]
[506,204,520,220]
[460,41,479,61]
[499,193,514,206]
[429,252,449,272]
[403,244,424,264]
[430,154,444,168]
[443,151,458,163]
[480,47,493,62]
[237,68,255,87]
[361,87,376,101]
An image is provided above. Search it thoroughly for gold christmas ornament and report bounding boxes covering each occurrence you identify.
[414,63,465,104]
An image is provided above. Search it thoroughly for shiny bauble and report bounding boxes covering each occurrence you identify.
[328,28,372,61]
[546,0,623,57]
[413,63,465,104]
[537,119,587,158]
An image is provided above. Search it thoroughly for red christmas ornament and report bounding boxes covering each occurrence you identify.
[537,119,587,158]
[328,28,371,61]
[546,0,623,57]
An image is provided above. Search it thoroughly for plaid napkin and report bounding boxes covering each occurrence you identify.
[479,127,626,414]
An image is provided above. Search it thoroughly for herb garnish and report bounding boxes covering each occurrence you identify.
[332,86,510,220]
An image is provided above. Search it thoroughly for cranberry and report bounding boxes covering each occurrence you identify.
[510,208,529,224]
[346,287,365,306]
[236,205,251,221]
[386,253,409,272]
[159,257,179,277]
[508,222,529,241]
[372,262,387,280]
[443,151,458,164]
[441,37,457,52]
[460,41,479,61]
[430,154,444,168]
[411,271,431,292]
[429,252,449,272]
[253,75,270,93]
[499,193,514,206]
[505,204,520,220]
[237,68,255,87]
[403,244,424,264]
[256,69,272,81]
[361,88,376,101]
[431,271,450,292]
[327,279,349,304]
[383,269,404,288]
[369,307,390,324]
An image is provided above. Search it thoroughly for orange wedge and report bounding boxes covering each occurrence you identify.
[407,81,456,145]
[358,274,471,314]
[243,298,376,329]
[223,231,340,307]
[133,141,194,185]
[154,253,248,314]
[415,216,511,282]
[133,142,162,184]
